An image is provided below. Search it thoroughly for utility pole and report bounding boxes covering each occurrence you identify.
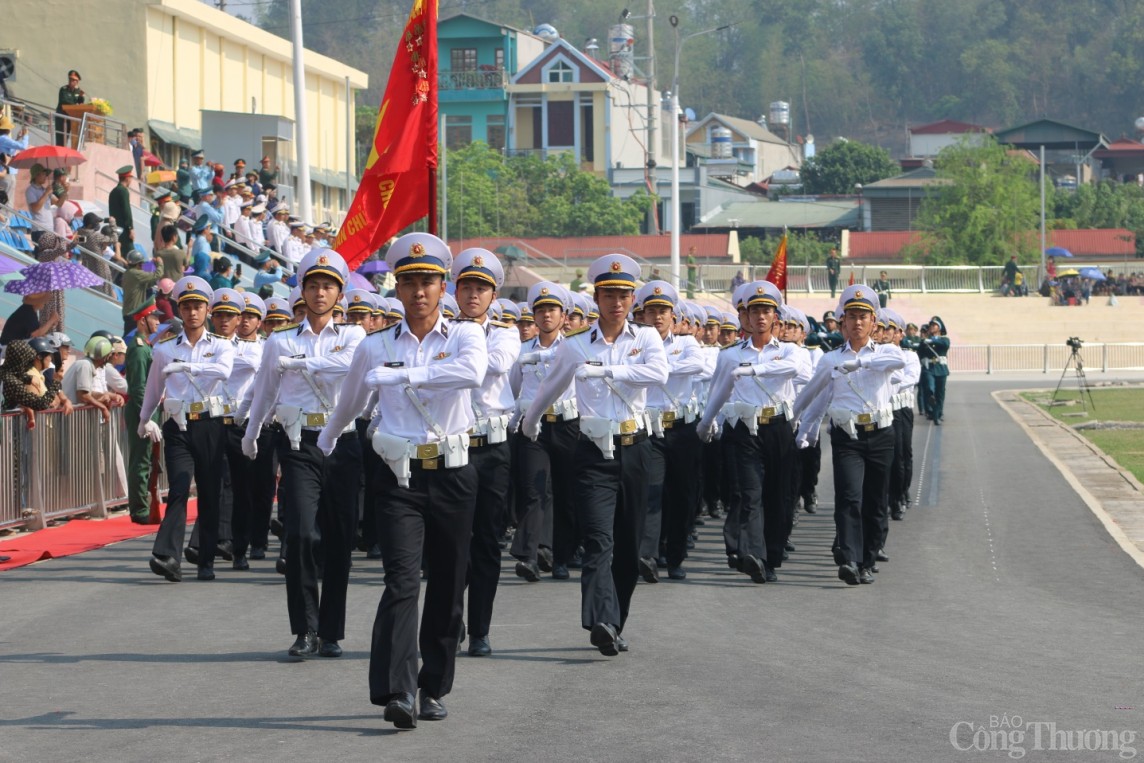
[290,0,313,224]
[645,0,656,173]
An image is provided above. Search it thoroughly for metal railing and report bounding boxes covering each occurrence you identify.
[0,96,127,150]
[949,342,1144,373]
[438,68,507,91]
[0,406,168,531]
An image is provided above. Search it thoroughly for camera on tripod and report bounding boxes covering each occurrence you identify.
[1066,337,1083,351]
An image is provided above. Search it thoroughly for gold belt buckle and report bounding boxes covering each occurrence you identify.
[619,419,638,435]
[544,414,557,423]
[857,413,873,425]
[662,411,677,423]
[421,458,438,470]
[305,413,326,427]
[223,403,233,414]
[662,419,674,429]
[758,415,771,425]
[187,412,202,421]
[416,443,439,460]
[761,406,776,418]
[620,433,635,446]
[862,423,876,432]
[189,401,205,414]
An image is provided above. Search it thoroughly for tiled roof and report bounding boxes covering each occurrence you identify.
[847,232,924,260]
[846,228,1136,260]
[447,233,733,263]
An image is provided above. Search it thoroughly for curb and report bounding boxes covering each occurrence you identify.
[993,388,1144,571]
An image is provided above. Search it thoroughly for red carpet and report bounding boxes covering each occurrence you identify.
[0,500,198,571]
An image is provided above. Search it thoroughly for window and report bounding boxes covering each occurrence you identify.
[445,115,472,149]
[486,115,505,151]
[450,48,477,72]
[547,60,574,83]
[495,48,505,71]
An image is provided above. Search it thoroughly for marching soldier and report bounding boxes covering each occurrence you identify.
[318,232,487,728]
[137,277,235,582]
[509,282,579,582]
[885,310,919,522]
[243,248,366,658]
[450,249,521,657]
[698,281,803,583]
[918,316,950,424]
[124,299,163,524]
[521,254,669,656]
[792,285,906,586]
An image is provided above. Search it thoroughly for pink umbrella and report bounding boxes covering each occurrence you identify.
[9,145,87,170]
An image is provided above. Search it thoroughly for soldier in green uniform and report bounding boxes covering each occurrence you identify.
[108,165,135,252]
[55,70,85,146]
[125,299,163,523]
[918,316,950,424]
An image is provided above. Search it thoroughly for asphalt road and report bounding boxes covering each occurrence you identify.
[2,375,1143,762]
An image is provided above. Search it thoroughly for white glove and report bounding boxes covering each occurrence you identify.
[522,416,541,441]
[795,433,811,450]
[241,436,258,460]
[519,351,543,365]
[698,420,719,443]
[278,356,306,372]
[732,364,756,378]
[164,361,191,376]
[138,420,162,442]
[316,430,336,457]
[365,367,410,387]
[838,358,862,374]
[576,364,611,381]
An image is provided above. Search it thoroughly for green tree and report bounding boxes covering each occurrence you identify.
[801,139,900,195]
[914,137,1041,265]
[1053,182,1144,257]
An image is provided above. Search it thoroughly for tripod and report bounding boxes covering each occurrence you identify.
[1051,345,1096,413]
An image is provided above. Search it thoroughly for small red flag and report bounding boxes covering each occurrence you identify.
[335,0,438,269]
[765,233,788,292]
[848,270,855,286]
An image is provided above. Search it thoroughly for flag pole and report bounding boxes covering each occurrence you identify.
[428,164,438,236]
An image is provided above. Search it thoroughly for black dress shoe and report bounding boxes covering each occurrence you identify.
[129,513,156,525]
[803,495,818,514]
[590,622,619,656]
[288,631,318,657]
[468,635,491,657]
[276,557,287,575]
[727,554,741,570]
[366,543,383,560]
[668,566,686,580]
[249,545,267,560]
[418,690,448,721]
[876,549,889,562]
[197,566,215,581]
[838,563,860,586]
[184,546,199,565]
[384,693,417,729]
[567,549,584,569]
[859,567,875,584]
[781,549,789,561]
[870,564,880,573]
[515,560,540,582]
[233,555,250,571]
[216,540,235,561]
[537,547,554,573]
[616,633,629,652]
[0,555,9,563]
[741,554,766,584]
[270,517,284,539]
[832,544,847,566]
[319,639,342,658]
[638,557,659,583]
[551,563,569,580]
[891,503,904,520]
[149,555,182,582]
[656,555,668,569]
[764,564,778,583]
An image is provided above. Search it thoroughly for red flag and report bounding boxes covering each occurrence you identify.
[848,270,855,286]
[335,0,438,269]
[765,233,788,292]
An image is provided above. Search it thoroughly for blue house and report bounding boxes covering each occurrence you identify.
[438,14,546,150]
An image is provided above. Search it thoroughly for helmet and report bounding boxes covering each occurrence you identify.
[28,337,55,356]
[84,336,113,360]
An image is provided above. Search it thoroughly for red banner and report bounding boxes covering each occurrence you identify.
[335,0,438,269]
[765,233,788,293]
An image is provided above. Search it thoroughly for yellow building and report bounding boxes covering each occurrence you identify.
[3,0,367,222]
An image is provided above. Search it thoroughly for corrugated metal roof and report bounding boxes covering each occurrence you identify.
[694,199,859,230]
[447,233,733,262]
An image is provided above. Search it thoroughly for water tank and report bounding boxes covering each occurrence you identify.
[534,24,560,43]
[711,126,733,159]
[609,23,635,79]
[769,100,790,126]
[1135,117,1144,134]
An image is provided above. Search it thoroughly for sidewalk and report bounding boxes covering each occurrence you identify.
[994,388,1144,569]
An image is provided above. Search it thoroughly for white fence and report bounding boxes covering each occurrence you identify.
[950,343,1144,373]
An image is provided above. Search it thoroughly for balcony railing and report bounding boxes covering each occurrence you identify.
[438,68,507,91]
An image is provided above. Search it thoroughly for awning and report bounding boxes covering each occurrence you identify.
[148,120,202,150]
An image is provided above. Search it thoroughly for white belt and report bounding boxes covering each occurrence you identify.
[522,397,579,422]
[893,390,915,410]
[827,406,894,439]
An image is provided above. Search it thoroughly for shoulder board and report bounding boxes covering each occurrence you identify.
[274,323,300,333]
[565,326,591,337]
[135,337,148,346]
[237,337,258,343]
[208,332,227,340]
[720,339,744,351]
[489,320,511,329]
[367,324,398,336]
[159,335,178,344]
[450,316,478,323]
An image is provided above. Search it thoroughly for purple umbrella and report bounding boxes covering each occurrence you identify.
[0,254,24,276]
[4,259,105,295]
[349,271,378,292]
[357,260,389,276]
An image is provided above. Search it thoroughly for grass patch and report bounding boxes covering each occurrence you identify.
[1022,387,1144,483]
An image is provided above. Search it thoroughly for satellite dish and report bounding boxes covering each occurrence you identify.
[684,107,696,122]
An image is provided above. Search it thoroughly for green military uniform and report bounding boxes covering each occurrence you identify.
[918,316,950,424]
[121,258,164,327]
[108,166,134,251]
[177,164,193,200]
[55,84,85,146]
[125,317,159,520]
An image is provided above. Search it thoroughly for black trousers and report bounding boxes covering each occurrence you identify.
[729,420,793,566]
[721,422,743,557]
[701,439,723,512]
[796,438,822,502]
[357,418,382,549]
[467,441,511,639]
[830,425,895,569]
[510,418,580,565]
[574,435,650,633]
[277,429,361,640]
[642,422,701,566]
[370,460,477,703]
[246,427,279,551]
[889,407,914,509]
[189,427,238,550]
[153,417,225,565]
